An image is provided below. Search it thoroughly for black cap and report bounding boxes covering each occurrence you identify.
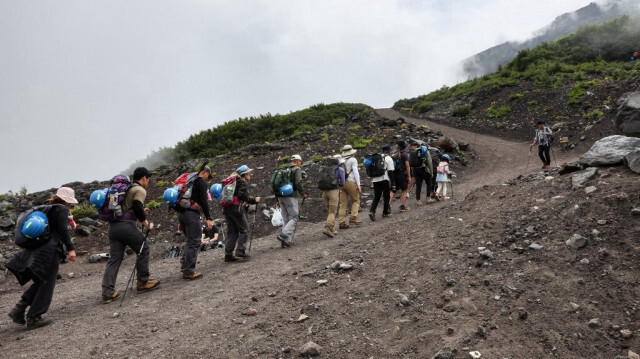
[537,120,545,125]
[133,167,152,181]
[397,140,407,149]
[408,139,419,146]
[381,144,391,153]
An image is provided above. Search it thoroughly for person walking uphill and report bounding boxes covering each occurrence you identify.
[319,155,345,238]
[101,167,159,303]
[531,120,554,169]
[369,144,395,221]
[222,165,260,262]
[392,140,412,212]
[273,154,308,247]
[408,140,434,206]
[176,164,214,280]
[338,145,362,228]
[7,187,78,329]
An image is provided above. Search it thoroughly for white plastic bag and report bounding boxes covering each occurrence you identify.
[271,208,284,227]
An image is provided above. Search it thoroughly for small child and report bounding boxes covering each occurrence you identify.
[435,154,451,200]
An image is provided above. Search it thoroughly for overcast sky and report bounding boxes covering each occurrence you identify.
[0,0,596,194]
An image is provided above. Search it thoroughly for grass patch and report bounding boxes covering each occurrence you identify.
[71,203,97,220]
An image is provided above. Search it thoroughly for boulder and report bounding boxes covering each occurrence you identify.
[75,225,92,237]
[558,162,583,176]
[571,167,597,188]
[624,149,640,174]
[0,217,14,230]
[578,135,640,166]
[615,92,640,137]
[77,217,99,227]
[436,137,458,152]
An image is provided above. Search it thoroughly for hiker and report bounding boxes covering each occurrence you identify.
[531,120,554,169]
[101,167,159,303]
[6,187,78,329]
[338,144,362,228]
[368,144,395,221]
[274,154,308,247]
[435,154,452,200]
[320,155,345,238]
[392,140,412,212]
[408,140,434,205]
[176,164,214,280]
[222,165,260,262]
[201,219,220,250]
[428,146,442,202]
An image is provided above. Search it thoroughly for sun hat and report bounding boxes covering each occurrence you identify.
[291,154,302,161]
[341,145,357,157]
[236,165,253,176]
[55,187,78,204]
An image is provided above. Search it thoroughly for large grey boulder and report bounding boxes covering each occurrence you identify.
[578,135,640,166]
[571,167,597,188]
[625,149,640,174]
[616,92,640,137]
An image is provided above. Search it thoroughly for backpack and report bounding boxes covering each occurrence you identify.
[271,166,294,196]
[430,147,442,172]
[98,175,135,221]
[365,153,386,177]
[219,175,241,207]
[175,172,201,210]
[317,158,340,190]
[14,205,61,249]
[408,149,423,167]
[437,161,448,174]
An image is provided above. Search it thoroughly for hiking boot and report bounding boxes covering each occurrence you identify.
[350,217,361,225]
[102,292,121,304]
[368,212,375,221]
[277,233,291,248]
[416,200,423,206]
[426,198,436,204]
[224,254,239,262]
[382,213,392,218]
[8,301,27,325]
[183,272,203,280]
[339,223,349,229]
[234,253,250,260]
[400,205,410,212]
[322,227,335,238]
[26,316,53,330]
[136,279,160,292]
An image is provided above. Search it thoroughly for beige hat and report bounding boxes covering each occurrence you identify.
[341,144,357,157]
[55,187,78,204]
[291,154,302,161]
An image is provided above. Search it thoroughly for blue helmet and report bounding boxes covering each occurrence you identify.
[21,211,47,239]
[90,189,108,210]
[442,154,451,161]
[279,183,294,197]
[163,187,179,206]
[210,183,223,201]
[363,157,372,167]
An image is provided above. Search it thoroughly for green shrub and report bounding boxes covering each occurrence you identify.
[348,137,373,149]
[155,180,170,187]
[320,132,330,141]
[568,80,596,105]
[71,203,97,220]
[348,125,361,131]
[509,93,524,101]
[310,155,324,163]
[527,100,538,106]
[453,105,471,117]
[583,109,604,119]
[486,105,511,118]
[146,200,162,210]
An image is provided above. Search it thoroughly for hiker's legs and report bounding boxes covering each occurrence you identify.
[224,211,238,256]
[538,145,550,165]
[278,197,290,235]
[344,181,360,219]
[414,167,428,201]
[323,189,338,230]
[436,181,445,197]
[114,222,150,282]
[280,197,299,242]
[102,224,127,296]
[371,181,383,214]
[234,209,249,256]
[23,253,58,319]
[338,188,348,225]
[179,210,202,275]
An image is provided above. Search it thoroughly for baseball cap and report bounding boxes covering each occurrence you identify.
[291,154,302,161]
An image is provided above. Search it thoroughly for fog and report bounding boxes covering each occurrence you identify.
[0,0,594,194]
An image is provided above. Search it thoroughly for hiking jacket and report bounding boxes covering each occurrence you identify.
[7,205,74,286]
[192,176,212,220]
[534,126,553,146]
[344,156,360,186]
[291,165,306,197]
[223,178,257,213]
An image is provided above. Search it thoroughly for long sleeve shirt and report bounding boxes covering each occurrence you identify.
[344,156,360,186]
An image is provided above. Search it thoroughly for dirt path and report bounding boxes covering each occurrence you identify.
[0,110,596,358]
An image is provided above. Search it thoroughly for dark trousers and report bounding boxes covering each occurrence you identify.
[178,210,202,275]
[413,167,431,201]
[538,144,551,165]
[223,206,249,256]
[21,253,59,319]
[102,221,150,295]
[370,180,390,215]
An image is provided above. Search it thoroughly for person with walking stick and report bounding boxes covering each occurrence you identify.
[531,120,554,169]
[101,167,159,304]
[222,165,260,262]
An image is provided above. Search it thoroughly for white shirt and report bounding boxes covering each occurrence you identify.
[372,155,395,183]
[344,156,360,186]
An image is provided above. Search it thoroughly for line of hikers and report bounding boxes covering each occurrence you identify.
[5,139,455,329]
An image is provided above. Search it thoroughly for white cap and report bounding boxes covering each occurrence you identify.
[291,154,302,161]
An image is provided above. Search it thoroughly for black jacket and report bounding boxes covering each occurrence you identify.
[188,176,212,220]
[7,205,73,285]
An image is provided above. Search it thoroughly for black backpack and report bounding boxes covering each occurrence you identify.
[430,147,442,172]
[365,153,386,177]
[408,149,423,167]
[317,157,340,190]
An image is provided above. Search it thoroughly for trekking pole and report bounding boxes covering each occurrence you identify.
[120,223,153,306]
[248,205,257,253]
[550,145,558,168]
[526,146,532,172]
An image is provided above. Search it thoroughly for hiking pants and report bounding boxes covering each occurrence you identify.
[322,189,339,231]
[339,180,360,225]
[436,181,449,198]
[21,252,59,319]
[538,144,551,165]
[178,210,202,275]
[102,221,150,295]
[223,206,249,256]
[278,196,299,243]
[413,167,431,201]
[370,180,390,215]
